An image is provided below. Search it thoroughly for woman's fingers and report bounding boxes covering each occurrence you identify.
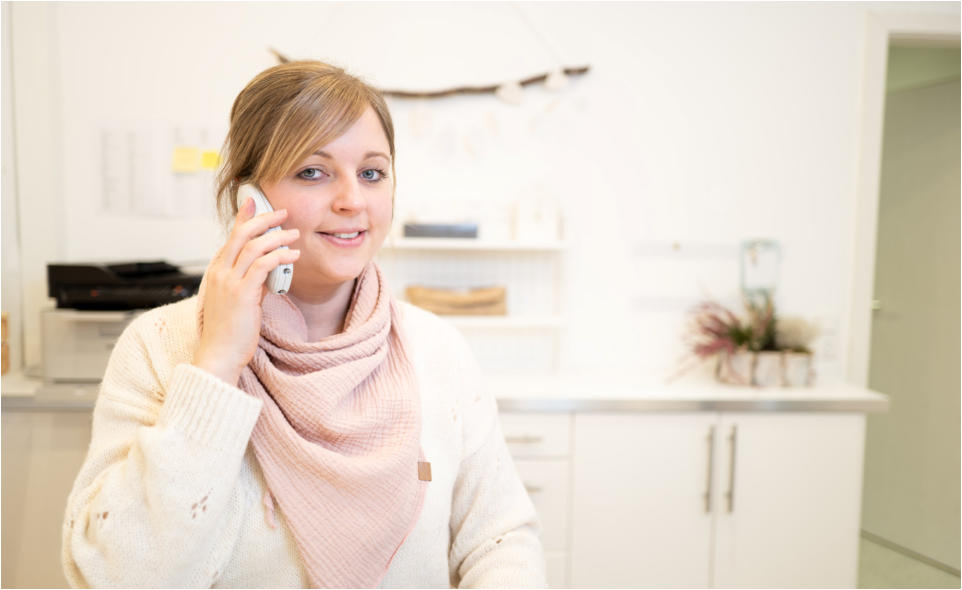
[243,247,301,286]
[204,194,302,302]
[232,228,300,280]
[218,203,290,269]
[237,196,256,221]
[210,197,257,266]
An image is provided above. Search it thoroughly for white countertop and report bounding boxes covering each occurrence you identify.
[2,370,889,413]
[486,371,888,412]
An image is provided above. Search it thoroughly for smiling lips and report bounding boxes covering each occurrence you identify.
[318,230,366,247]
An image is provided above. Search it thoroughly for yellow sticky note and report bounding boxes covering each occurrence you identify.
[200,150,221,170]
[171,146,200,173]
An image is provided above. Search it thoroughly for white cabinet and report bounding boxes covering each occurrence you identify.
[710,413,865,589]
[569,412,866,588]
[1,409,92,588]
[569,413,716,588]
[500,412,573,588]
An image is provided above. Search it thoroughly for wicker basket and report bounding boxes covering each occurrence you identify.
[405,285,507,316]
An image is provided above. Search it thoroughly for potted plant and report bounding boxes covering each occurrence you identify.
[744,294,782,387]
[679,300,753,385]
[774,316,819,386]
[677,295,818,387]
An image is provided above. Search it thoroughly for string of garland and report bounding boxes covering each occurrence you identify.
[270,48,589,100]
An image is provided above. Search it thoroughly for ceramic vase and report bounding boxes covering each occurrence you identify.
[783,351,814,387]
[717,350,753,385]
[716,350,815,387]
[752,351,783,387]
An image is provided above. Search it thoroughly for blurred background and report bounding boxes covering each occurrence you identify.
[1,2,958,588]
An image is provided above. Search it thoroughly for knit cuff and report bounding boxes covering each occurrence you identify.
[157,363,263,452]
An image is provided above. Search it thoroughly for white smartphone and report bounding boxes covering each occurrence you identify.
[236,183,294,295]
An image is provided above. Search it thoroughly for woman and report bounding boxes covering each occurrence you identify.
[61,60,545,588]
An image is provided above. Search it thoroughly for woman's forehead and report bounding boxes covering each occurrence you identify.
[311,149,391,162]
[307,108,391,160]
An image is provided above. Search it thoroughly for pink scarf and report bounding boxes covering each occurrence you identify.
[199,262,427,587]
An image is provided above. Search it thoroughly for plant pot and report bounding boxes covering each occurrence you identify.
[716,350,816,387]
[716,350,753,385]
[783,351,814,387]
[752,351,783,387]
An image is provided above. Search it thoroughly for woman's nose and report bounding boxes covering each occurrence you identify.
[331,176,364,212]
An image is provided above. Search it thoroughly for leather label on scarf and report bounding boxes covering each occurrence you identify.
[418,462,432,482]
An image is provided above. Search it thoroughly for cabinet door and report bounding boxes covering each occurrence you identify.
[570,413,718,588]
[545,551,569,590]
[514,458,570,554]
[2,410,93,588]
[711,413,865,589]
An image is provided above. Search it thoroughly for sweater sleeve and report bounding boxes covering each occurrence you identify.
[447,333,547,588]
[61,313,263,588]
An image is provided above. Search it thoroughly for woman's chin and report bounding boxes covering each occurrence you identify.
[324,262,369,284]
[287,265,366,296]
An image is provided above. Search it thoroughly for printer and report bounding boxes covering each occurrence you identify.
[47,260,202,310]
[42,261,203,382]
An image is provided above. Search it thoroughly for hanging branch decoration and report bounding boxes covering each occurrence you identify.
[377,65,590,99]
[269,48,589,101]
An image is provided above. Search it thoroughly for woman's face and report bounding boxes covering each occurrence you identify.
[260,106,393,300]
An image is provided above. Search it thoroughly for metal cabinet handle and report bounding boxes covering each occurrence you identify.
[704,425,715,513]
[725,425,738,513]
[524,484,543,494]
[505,435,544,445]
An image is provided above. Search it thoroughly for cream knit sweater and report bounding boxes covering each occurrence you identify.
[61,297,546,588]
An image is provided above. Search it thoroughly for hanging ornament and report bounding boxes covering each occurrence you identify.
[495,81,524,105]
[270,48,589,101]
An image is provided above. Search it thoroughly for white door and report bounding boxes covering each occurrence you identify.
[711,413,866,588]
[863,74,961,570]
[570,413,717,588]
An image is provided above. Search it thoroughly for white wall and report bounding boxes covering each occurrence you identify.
[2,1,23,372]
[5,1,959,382]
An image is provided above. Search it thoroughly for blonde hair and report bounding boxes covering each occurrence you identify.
[215,60,396,226]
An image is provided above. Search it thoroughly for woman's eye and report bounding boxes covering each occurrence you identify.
[361,168,386,182]
[298,168,324,180]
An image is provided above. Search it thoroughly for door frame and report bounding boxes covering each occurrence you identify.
[847,7,960,386]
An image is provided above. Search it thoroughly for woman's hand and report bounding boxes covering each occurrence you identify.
[192,197,301,386]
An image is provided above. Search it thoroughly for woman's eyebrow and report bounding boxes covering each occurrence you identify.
[313,150,390,161]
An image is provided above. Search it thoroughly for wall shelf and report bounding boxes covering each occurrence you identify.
[379,230,567,373]
[383,237,567,252]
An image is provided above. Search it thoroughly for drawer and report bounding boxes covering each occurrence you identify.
[514,458,569,552]
[499,412,571,458]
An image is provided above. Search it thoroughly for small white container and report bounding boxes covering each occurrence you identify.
[752,351,783,387]
[783,351,815,387]
[717,350,753,385]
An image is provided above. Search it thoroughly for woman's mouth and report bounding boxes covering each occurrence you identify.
[317,230,366,248]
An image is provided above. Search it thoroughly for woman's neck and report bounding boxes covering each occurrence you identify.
[286,279,357,341]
